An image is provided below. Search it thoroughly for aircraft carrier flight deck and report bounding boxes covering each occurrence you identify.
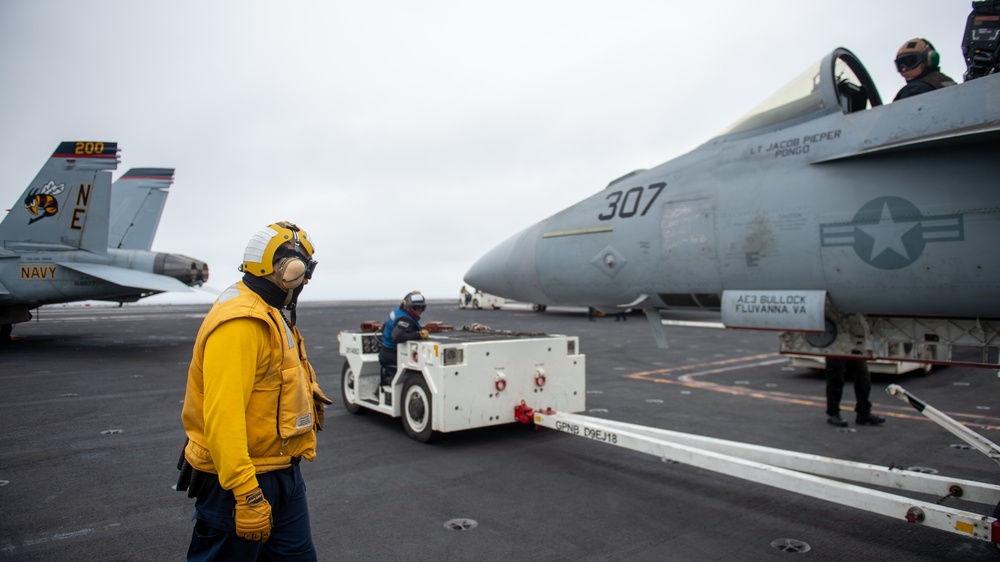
[1,300,997,561]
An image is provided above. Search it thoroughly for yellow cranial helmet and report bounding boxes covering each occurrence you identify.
[241,221,316,277]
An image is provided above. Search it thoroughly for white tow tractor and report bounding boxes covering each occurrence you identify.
[458,289,504,310]
[337,323,585,442]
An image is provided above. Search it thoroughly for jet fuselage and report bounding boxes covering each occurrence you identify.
[465,49,1000,364]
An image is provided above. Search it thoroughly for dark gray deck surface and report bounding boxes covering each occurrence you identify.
[1,301,997,561]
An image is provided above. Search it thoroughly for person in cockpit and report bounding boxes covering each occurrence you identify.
[893,38,956,101]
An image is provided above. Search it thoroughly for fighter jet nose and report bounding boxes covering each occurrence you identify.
[464,241,510,293]
[465,226,550,305]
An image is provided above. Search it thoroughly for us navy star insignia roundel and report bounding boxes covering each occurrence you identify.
[820,196,964,270]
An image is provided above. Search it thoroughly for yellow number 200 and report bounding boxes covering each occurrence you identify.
[74,142,105,155]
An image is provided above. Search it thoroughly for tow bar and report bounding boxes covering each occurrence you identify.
[886,384,1000,467]
[530,389,1000,546]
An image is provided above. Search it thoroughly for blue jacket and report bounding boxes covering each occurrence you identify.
[379,306,422,365]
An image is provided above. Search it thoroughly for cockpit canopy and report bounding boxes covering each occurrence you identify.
[721,48,882,136]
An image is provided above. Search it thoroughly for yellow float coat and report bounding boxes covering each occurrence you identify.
[182,281,320,496]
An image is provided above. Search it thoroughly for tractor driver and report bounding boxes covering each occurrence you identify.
[378,291,429,395]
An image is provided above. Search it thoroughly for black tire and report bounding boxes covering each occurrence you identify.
[402,375,433,443]
[341,361,363,415]
[472,299,481,309]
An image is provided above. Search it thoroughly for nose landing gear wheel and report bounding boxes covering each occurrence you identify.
[402,376,433,442]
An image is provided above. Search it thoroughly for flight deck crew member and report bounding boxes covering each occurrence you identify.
[825,358,886,427]
[893,38,956,101]
[180,221,332,561]
[379,291,429,390]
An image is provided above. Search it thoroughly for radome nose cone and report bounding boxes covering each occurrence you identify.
[464,226,549,304]
[464,232,518,294]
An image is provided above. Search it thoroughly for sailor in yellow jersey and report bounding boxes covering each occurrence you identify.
[179,221,332,561]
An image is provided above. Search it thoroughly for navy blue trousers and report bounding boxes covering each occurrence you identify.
[187,462,317,561]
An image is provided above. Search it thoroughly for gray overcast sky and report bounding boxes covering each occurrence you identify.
[0,1,974,302]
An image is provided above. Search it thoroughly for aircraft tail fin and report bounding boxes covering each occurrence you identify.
[109,168,174,250]
[0,141,119,252]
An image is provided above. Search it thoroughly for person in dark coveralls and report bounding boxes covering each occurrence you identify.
[893,38,956,101]
[825,358,886,427]
[379,291,430,392]
[179,221,332,561]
